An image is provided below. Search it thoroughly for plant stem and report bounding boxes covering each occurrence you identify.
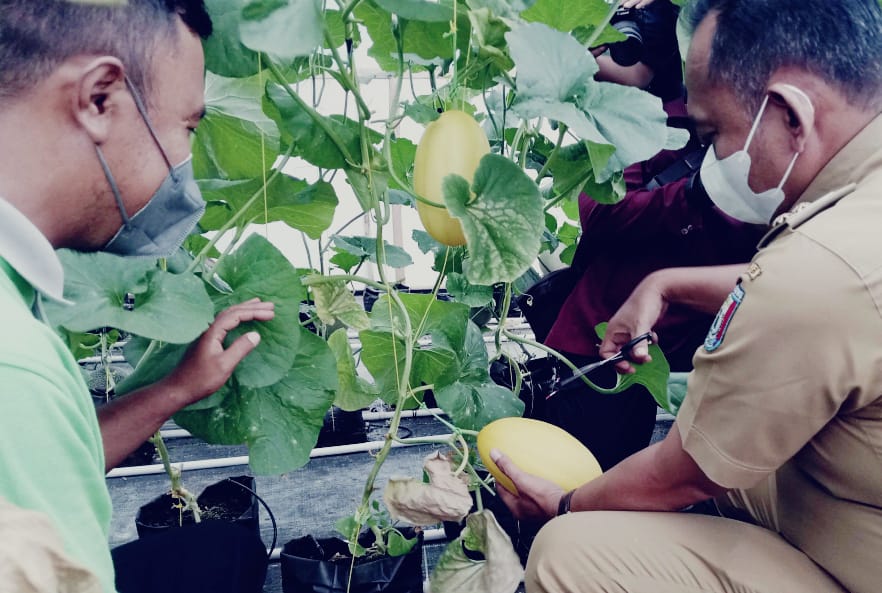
[536,125,567,180]
[323,28,371,120]
[502,328,606,391]
[150,431,201,523]
[340,0,362,21]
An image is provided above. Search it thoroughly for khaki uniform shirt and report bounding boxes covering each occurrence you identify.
[677,113,882,593]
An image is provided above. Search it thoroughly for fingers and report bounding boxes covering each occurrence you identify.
[221,331,262,369]
[622,0,655,8]
[490,449,524,487]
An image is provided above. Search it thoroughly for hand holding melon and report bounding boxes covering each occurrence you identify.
[477,417,603,495]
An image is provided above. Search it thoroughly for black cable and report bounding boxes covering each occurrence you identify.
[224,478,278,561]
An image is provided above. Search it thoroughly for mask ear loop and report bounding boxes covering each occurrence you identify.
[124,77,177,178]
[742,94,771,152]
[95,144,132,228]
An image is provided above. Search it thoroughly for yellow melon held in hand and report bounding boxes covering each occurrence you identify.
[477,417,603,494]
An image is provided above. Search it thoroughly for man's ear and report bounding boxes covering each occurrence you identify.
[768,82,816,154]
[72,57,126,144]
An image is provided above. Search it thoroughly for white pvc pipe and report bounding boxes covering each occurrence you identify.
[106,433,455,478]
[158,408,447,440]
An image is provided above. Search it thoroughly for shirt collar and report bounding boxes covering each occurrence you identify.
[794,112,882,207]
[0,197,71,304]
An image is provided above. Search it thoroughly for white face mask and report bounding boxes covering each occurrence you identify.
[700,93,803,225]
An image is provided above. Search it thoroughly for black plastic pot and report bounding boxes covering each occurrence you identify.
[135,476,260,541]
[316,406,367,448]
[280,528,424,593]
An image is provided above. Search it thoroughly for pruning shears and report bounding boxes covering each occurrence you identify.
[546,332,654,400]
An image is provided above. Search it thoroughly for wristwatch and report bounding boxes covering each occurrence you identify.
[557,489,576,516]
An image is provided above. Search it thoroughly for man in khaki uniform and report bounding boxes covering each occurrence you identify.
[490,1,882,591]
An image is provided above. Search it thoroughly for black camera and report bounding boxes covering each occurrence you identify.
[608,7,644,67]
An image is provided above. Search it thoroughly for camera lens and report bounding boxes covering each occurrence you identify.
[609,8,644,67]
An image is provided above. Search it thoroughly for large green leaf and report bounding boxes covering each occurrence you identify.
[359,330,458,404]
[521,0,611,32]
[360,294,471,402]
[203,0,262,77]
[265,83,381,169]
[328,328,380,411]
[507,23,679,178]
[45,251,214,344]
[433,322,524,431]
[239,0,323,62]
[430,510,524,593]
[193,72,281,181]
[355,1,467,72]
[174,329,337,474]
[443,154,543,285]
[374,0,454,21]
[211,234,304,387]
[199,176,337,238]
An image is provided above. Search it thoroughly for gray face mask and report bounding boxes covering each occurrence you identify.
[99,78,205,258]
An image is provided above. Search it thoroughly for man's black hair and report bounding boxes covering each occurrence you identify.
[0,0,212,103]
[685,0,882,112]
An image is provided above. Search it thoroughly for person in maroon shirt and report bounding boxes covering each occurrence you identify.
[539,122,766,471]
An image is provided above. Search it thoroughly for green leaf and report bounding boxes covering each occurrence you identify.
[330,250,363,272]
[388,137,417,191]
[265,82,382,169]
[412,230,465,274]
[203,0,262,77]
[374,0,454,21]
[430,509,524,593]
[310,279,371,331]
[386,529,418,557]
[360,294,470,402]
[433,322,524,431]
[45,251,214,344]
[666,372,689,415]
[211,235,305,388]
[587,323,671,407]
[355,0,466,72]
[200,176,337,238]
[115,339,190,398]
[239,0,323,62]
[193,72,281,181]
[508,23,676,177]
[174,329,337,475]
[446,272,494,307]
[521,0,611,32]
[443,154,543,285]
[332,236,413,269]
[328,328,380,411]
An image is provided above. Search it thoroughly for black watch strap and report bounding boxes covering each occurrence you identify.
[557,489,576,516]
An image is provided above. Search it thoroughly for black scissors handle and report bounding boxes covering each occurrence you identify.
[546,332,654,399]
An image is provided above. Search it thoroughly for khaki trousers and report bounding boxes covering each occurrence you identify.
[525,510,847,593]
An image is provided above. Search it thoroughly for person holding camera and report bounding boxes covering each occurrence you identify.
[592,0,683,102]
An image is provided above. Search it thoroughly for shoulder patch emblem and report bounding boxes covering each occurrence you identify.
[705,284,745,352]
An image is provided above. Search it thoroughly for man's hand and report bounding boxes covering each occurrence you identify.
[98,298,275,470]
[621,0,656,8]
[599,273,667,375]
[490,449,565,522]
[161,298,276,407]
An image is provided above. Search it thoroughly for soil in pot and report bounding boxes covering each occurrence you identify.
[135,476,260,540]
[280,527,423,593]
[117,440,156,467]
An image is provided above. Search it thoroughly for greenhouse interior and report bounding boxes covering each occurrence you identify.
[4,0,881,592]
